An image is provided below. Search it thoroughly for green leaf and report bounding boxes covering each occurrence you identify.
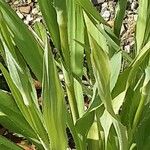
[75,88,100,137]
[53,0,70,66]
[84,12,109,54]
[67,0,84,117]
[75,0,107,25]
[89,36,128,150]
[0,90,45,148]
[42,40,67,150]
[100,91,126,149]
[68,0,84,76]
[0,90,36,137]
[90,36,113,113]
[0,1,43,81]
[38,0,61,50]
[0,63,49,149]
[136,105,150,150]
[84,12,132,62]
[114,0,128,37]
[132,65,150,134]
[33,22,47,45]
[112,68,130,98]
[110,51,122,92]
[87,121,101,150]
[0,135,23,150]
[136,0,149,53]
[127,41,150,89]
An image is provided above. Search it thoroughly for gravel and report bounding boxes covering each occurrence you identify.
[7,0,138,54]
[93,0,138,53]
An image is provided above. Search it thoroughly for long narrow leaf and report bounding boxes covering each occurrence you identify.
[114,0,128,37]
[42,40,67,150]
[0,1,43,81]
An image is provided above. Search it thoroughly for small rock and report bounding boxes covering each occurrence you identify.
[13,1,19,5]
[26,14,33,22]
[32,7,39,15]
[101,2,108,9]
[29,2,34,7]
[124,45,130,53]
[19,5,31,14]
[107,20,114,27]
[134,14,138,21]
[121,24,126,35]
[27,0,32,3]
[59,73,64,81]
[131,1,138,10]
[102,10,110,21]
[24,20,29,25]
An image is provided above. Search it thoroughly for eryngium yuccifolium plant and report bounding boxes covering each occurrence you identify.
[0,0,150,149]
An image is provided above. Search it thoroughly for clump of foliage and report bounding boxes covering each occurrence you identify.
[0,0,150,150]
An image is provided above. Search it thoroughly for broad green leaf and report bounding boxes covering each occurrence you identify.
[136,104,150,150]
[0,1,43,81]
[100,110,112,149]
[74,86,104,150]
[84,12,109,54]
[132,65,150,132]
[0,63,49,149]
[90,36,113,113]
[0,11,18,59]
[110,51,122,92]
[68,0,84,76]
[62,66,80,123]
[67,0,84,117]
[0,90,37,138]
[53,0,70,67]
[120,77,143,129]
[42,40,67,150]
[100,91,126,149]
[136,0,149,53]
[74,79,85,117]
[33,22,47,45]
[75,87,101,137]
[83,11,119,54]
[38,0,61,50]
[112,68,130,98]
[141,66,150,96]
[127,41,150,89]
[4,44,38,107]
[0,90,44,149]
[0,135,23,150]
[75,0,107,25]
[90,36,128,150]
[87,121,101,150]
